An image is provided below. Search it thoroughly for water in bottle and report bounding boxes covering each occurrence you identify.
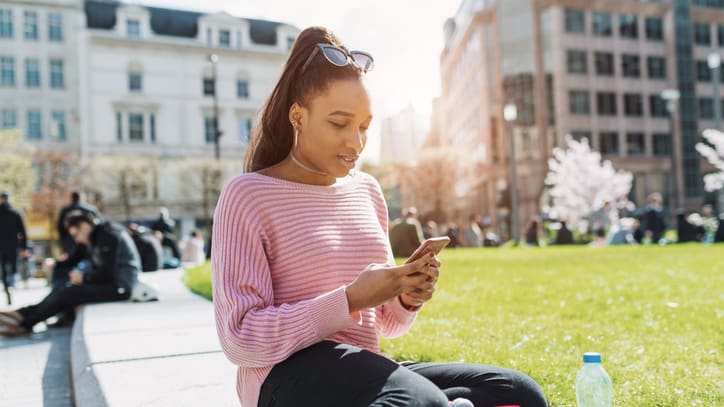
[575,352,612,407]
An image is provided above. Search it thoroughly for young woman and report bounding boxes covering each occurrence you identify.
[212,26,547,407]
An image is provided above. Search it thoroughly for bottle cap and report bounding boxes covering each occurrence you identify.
[583,352,601,363]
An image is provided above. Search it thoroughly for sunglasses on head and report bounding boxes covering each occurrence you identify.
[300,43,375,74]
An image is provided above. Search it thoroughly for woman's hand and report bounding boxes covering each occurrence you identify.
[345,253,439,313]
[399,255,440,309]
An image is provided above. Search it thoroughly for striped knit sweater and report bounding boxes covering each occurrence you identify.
[211,171,418,407]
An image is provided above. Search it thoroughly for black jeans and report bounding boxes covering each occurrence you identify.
[0,250,18,289]
[258,341,547,407]
[16,283,130,330]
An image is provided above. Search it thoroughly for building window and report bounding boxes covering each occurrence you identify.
[50,59,64,88]
[24,11,37,40]
[25,58,40,87]
[1,57,14,86]
[646,18,663,41]
[719,25,724,47]
[570,131,592,143]
[567,50,587,74]
[238,117,251,145]
[116,112,123,141]
[48,12,62,42]
[565,9,585,34]
[597,92,617,116]
[647,56,667,79]
[599,132,619,155]
[1,109,16,129]
[287,36,295,51]
[592,12,612,37]
[694,22,711,46]
[51,111,66,140]
[619,15,638,39]
[27,110,42,139]
[697,60,712,81]
[649,95,668,117]
[206,27,212,46]
[127,19,140,39]
[150,113,156,143]
[595,52,614,76]
[569,90,590,115]
[219,29,231,47]
[653,133,672,156]
[626,133,645,156]
[203,78,215,96]
[129,72,142,92]
[0,9,12,38]
[699,97,715,119]
[237,80,249,99]
[624,93,643,116]
[129,113,144,141]
[204,117,217,144]
[236,31,242,49]
[622,54,640,78]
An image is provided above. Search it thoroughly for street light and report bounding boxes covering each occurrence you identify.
[708,52,721,130]
[504,103,519,245]
[661,88,680,210]
[208,54,222,160]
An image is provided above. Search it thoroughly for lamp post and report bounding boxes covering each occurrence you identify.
[661,88,680,210]
[708,52,721,131]
[504,103,519,245]
[208,54,222,160]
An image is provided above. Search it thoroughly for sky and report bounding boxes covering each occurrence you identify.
[140,0,462,161]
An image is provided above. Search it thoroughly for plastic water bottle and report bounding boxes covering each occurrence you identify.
[575,352,612,407]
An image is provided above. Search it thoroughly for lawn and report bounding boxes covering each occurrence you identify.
[185,244,723,406]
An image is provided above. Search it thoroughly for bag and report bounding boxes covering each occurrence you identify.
[131,281,159,302]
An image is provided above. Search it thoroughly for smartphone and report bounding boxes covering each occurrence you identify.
[405,236,451,264]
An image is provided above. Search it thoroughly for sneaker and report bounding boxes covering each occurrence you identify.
[450,398,474,407]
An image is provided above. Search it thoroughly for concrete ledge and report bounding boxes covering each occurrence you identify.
[70,270,238,406]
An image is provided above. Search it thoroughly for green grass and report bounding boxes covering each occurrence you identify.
[184,261,212,300]
[185,244,724,406]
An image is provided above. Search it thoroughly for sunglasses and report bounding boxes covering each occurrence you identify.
[300,43,375,74]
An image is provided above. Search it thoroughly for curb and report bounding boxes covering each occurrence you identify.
[70,305,109,407]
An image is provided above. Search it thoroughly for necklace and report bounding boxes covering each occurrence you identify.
[289,151,328,176]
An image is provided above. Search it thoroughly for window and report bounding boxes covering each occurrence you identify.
[597,92,617,116]
[150,114,156,143]
[697,60,712,81]
[600,132,619,155]
[1,57,14,86]
[1,109,16,129]
[129,72,142,92]
[565,9,585,34]
[592,12,612,37]
[694,22,711,46]
[719,25,724,47]
[646,18,663,41]
[27,110,42,140]
[25,58,40,87]
[569,90,590,114]
[203,78,215,96]
[237,31,242,49]
[624,93,643,116]
[567,50,587,74]
[51,111,66,140]
[649,95,669,117]
[647,56,667,79]
[570,131,591,143]
[128,175,147,200]
[206,27,212,46]
[205,117,217,144]
[127,19,140,39]
[219,29,230,47]
[626,133,645,156]
[622,54,640,78]
[699,97,715,119]
[0,9,12,38]
[287,36,295,51]
[237,80,249,99]
[48,12,62,42]
[50,59,64,88]
[619,15,638,39]
[595,52,614,75]
[129,113,144,141]
[24,11,37,40]
[116,112,122,141]
[653,133,672,156]
[239,117,252,145]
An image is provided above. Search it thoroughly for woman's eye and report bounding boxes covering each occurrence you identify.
[330,122,346,128]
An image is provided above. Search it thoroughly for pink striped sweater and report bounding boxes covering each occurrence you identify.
[211,171,418,407]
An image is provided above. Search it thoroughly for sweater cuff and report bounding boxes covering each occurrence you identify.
[386,295,420,322]
[307,286,356,339]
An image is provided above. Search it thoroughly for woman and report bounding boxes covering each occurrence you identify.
[212,26,547,407]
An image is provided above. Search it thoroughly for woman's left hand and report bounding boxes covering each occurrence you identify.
[399,255,440,308]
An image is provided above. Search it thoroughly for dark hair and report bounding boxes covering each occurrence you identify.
[0,192,8,200]
[71,190,81,203]
[244,26,364,172]
[64,211,96,229]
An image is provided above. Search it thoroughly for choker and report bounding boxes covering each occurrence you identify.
[290,151,328,176]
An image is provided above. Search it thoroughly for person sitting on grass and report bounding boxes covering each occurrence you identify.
[212,26,547,407]
[0,212,140,336]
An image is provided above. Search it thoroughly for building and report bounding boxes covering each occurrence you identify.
[440,0,724,238]
[379,104,430,163]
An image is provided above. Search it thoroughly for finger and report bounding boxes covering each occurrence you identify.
[399,253,434,276]
[428,256,441,268]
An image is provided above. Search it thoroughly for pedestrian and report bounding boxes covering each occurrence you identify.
[0,212,140,335]
[211,26,546,407]
[151,207,176,236]
[524,219,540,247]
[57,190,100,256]
[0,192,29,304]
[554,220,574,245]
[389,206,425,257]
[181,230,206,266]
[128,223,163,272]
[465,214,482,247]
[641,192,667,244]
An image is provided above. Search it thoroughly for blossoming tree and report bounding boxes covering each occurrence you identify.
[695,129,724,192]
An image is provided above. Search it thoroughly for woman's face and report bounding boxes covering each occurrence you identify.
[293,78,372,179]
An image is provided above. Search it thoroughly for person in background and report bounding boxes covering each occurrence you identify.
[181,230,206,266]
[588,201,614,238]
[465,214,482,247]
[445,223,460,248]
[128,223,163,272]
[154,230,181,269]
[524,219,540,247]
[57,191,100,256]
[423,220,439,239]
[554,220,574,245]
[609,218,639,245]
[389,206,425,257]
[0,192,29,304]
[640,193,666,244]
[151,207,176,236]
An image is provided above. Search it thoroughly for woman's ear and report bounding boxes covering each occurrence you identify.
[289,103,303,128]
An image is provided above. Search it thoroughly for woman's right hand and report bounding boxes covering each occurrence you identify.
[345,253,436,313]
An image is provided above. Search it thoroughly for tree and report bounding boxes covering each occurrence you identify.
[545,136,632,226]
[0,129,36,209]
[179,157,241,233]
[696,129,724,192]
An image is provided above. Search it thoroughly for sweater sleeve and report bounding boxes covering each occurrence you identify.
[212,178,356,368]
